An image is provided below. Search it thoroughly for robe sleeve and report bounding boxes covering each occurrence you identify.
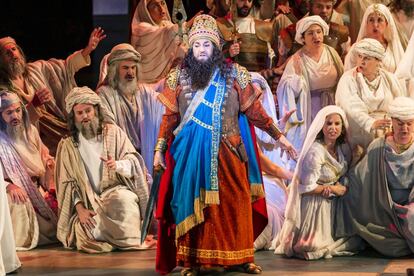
[298,142,325,194]
[237,81,282,140]
[157,86,181,141]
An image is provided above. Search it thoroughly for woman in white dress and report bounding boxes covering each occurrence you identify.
[274,105,363,260]
[276,15,344,170]
[0,164,21,275]
[344,3,404,73]
[337,38,405,149]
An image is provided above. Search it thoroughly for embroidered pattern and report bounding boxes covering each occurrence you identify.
[166,66,181,90]
[210,75,226,191]
[233,64,251,90]
[177,246,254,260]
[191,115,213,130]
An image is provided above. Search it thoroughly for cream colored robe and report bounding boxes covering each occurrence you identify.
[336,68,405,149]
[0,51,90,155]
[130,0,187,83]
[55,124,149,253]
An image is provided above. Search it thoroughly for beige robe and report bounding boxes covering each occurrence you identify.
[130,0,187,83]
[0,51,90,155]
[55,124,149,253]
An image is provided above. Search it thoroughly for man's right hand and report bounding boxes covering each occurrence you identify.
[75,203,97,233]
[153,151,166,170]
[6,183,28,204]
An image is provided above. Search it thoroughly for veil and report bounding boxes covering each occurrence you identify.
[344,4,404,72]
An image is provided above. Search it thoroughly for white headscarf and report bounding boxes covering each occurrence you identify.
[274,105,350,256]
[295,15,329,45]
[355,4,403,69]
[353,38,385,61]
[388,97,414,120]
[132,0,172,27]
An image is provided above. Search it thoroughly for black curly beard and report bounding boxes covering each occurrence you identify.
[184,46,224,90]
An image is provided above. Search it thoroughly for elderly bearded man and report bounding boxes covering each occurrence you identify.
[0,28,105,155]
[154,15,296,275]
[55,86,155,253]
[0,91,58,250]
[336,97,414,257]
[97,43,164,174]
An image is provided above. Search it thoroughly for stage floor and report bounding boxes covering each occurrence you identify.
[15,246,414,276]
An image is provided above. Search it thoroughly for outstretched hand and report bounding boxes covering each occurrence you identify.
[277,135,297,161]
[82,27,106,58]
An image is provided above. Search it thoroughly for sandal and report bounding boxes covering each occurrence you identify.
[180,267,199,276]
[242,262,262,274]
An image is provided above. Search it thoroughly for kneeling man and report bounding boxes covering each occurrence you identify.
[55,86,153,253]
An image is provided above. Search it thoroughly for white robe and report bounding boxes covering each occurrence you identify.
[0,165,21,275]
[289,142,361,259]
[277,46,341,170]
[336,68,404,148]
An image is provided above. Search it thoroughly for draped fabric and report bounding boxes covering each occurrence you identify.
[277,45,343,170]
[98,82,164,174]
[130,0,187,83]
[0,51,90,155]
[335,138,414,257]
[55,124,149,253]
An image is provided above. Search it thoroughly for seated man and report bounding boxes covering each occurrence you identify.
[336,96,414,257]
[0,28,105,155]
[97,43,164,174]
[55,86,154,253]
[0,91,57,251]
[0,164,21,274]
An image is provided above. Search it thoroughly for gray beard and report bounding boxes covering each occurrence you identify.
[6,123,25,142]
[8,59,26,77]
[117,79,138,96]
[75,117,101,140]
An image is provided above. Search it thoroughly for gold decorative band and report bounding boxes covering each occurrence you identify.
[154,138,168,153]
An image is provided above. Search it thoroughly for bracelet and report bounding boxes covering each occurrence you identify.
[269,122,283,140]
[154,138,168,153]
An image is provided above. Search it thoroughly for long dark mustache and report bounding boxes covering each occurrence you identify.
[183,46,226,90]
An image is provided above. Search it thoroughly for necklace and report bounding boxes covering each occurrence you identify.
[363,73,380,92]
[394,137,414,154]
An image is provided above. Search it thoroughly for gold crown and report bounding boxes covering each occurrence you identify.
[188,14,220,47]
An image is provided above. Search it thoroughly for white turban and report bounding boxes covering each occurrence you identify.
[388,97,414,121]
[295,15,329,45]
[353,38,385,61]
[65,86,102,113]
